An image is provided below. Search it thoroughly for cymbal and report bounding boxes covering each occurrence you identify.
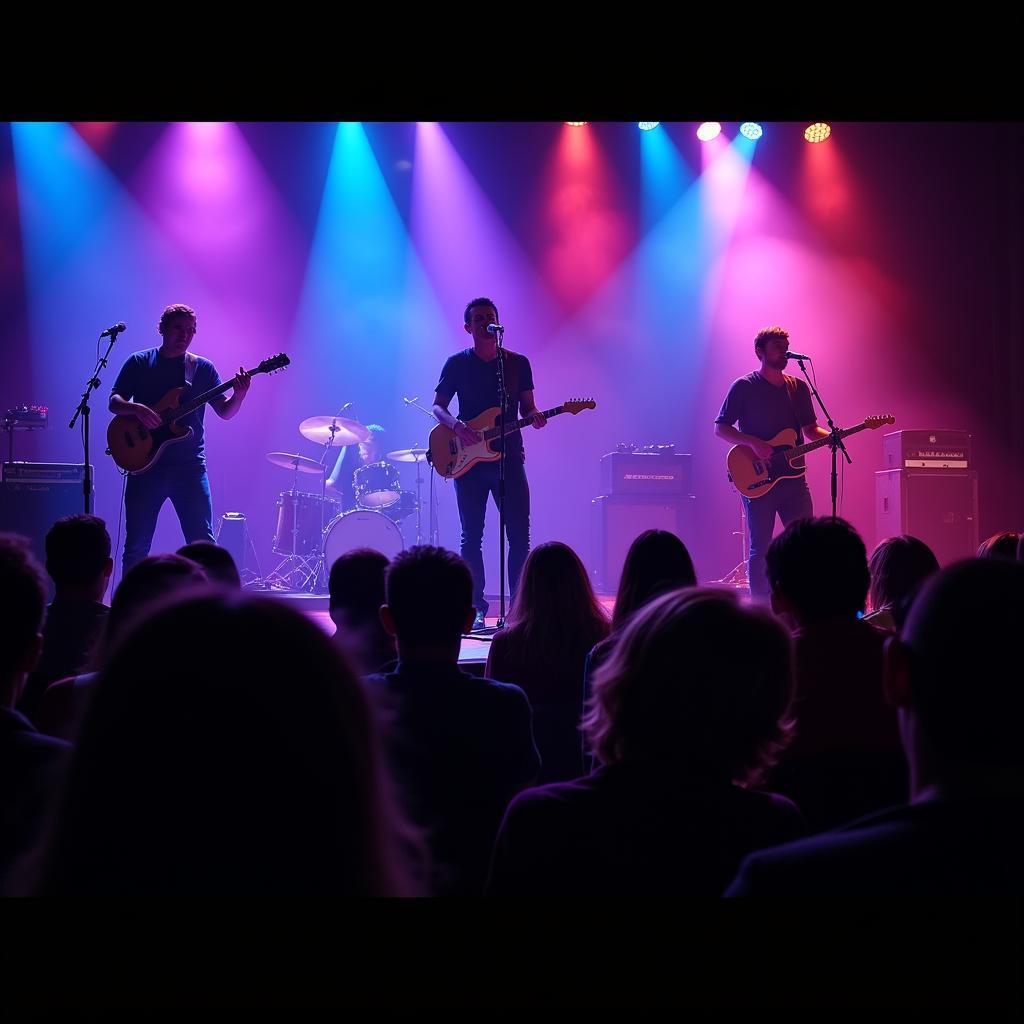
[266,452,325,475]
[298,415,370,446]
[387,448,429,463]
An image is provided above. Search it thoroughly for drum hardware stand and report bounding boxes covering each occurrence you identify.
[403,396,441,546]
[713,496,750,590]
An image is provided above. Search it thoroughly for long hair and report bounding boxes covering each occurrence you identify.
[505,541,609,664]
[612,529,697,631]
[867,535,940,613]
[35,592,418,895]
[583,588,795,786]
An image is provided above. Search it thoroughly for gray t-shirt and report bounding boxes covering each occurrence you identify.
[716,372,815,444]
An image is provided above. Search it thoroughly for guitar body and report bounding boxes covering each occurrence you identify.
[429,407,508,479]
[107,386,194,473]
[726,428,807,499]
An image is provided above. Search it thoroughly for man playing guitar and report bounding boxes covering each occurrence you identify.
[714,326,829,600]
[432,297,546,629]
[109,304,251,574]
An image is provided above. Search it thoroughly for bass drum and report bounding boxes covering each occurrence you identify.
[323,509,404,566]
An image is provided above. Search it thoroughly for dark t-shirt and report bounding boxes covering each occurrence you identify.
[716,372,815,444]
[436,348,535,458]
[111,348,222,465]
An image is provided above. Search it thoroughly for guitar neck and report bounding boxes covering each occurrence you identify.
[165,370,255,423]
[789,422,871,459]
[481,405,567,442]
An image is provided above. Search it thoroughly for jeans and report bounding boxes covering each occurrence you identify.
[744,475,813,600]
[453,457,530,614]
[123,461,215,574]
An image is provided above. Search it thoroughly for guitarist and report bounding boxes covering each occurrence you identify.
[432,297,546,629]
[108,304,251,573]
[714,326,829,600]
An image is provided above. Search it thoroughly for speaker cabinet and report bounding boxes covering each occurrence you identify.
[591,494,696,593]
[0,465,90,567]
[875,469,978,566]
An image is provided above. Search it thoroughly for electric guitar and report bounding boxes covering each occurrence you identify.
[727,415,895,498]
[107,353,290,473]
[428,399,597,479]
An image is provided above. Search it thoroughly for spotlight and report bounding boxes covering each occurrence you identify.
[804,122,832,143]
[566,122,588,127]
[696,122,722,142]
[739,122,763,140]
[637,122,660,131]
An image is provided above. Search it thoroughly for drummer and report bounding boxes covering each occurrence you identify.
[326,423,387,510]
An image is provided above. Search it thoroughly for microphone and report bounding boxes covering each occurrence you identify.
[100,322,126,338]
[784,351,812,361]
[486,323,505,334]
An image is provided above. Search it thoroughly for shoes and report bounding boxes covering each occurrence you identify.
[472,610,487,630]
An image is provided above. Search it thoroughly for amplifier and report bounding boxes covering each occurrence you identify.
[1,462,90,484]
[882,429,971,471]
[600,452,692,496]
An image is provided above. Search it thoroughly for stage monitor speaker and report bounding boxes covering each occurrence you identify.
[0,464,91,569]
[216,512,249,571]
[875,469,978,566]
[591,494,696,593]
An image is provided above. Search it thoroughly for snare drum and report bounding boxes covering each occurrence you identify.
[273,490,341,557]
[381,490,417,523]
[354,461,402,509]
[323,509,404,565]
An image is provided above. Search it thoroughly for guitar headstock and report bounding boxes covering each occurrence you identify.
[864,414,896,430]
[256,353,291,375]
[563,398,597,414]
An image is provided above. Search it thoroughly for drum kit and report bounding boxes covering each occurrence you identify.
[259,406,436,593]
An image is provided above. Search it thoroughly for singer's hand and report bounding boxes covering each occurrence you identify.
[132,404,162,429]
[232,366,252,397]
[749,440,775,460]
[455,421,481,446]
[528,410,547,430]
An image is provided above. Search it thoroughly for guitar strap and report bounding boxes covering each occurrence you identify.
[783,375,803,441]
[184,351,198,387]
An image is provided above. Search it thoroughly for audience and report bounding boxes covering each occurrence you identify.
[765,517,906,829]
[34,554,207,741]
[486,542,609,782]
[18,515,113,721]
[328,548,396,675]
[863,535,940,633]
[584,529,697,696]
[728,557,1024,895]
[368,546,539,896]
[487,588,805,896]
[26,592,416,895]
[977,531,1021,560]
[178,540,242,588]
[0,536,71,882]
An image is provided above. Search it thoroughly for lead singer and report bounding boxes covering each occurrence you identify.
[432,297,546,630]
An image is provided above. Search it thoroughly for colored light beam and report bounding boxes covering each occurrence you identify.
[640,121,695,232]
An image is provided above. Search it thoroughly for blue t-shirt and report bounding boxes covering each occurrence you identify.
[436,348,535,458]
[715,372,815,445]
[111,348,222,465]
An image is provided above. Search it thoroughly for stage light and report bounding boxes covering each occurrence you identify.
[804,122,832,143]
[638,122,660,131]
[566,122,588,127]
[696,122,722,142]
[739,122,763,140]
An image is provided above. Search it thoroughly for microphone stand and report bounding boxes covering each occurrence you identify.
[792,357,850,518]
[493,325,508,628]
[69,327,122,513]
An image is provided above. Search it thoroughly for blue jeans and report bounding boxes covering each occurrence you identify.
[744,475,813,600]
[123,461,215,574]
[454,457,530,614]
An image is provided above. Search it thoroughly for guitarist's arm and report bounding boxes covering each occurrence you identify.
[519,390,547,430]
[714,421,774,460]
[433,392,481,445]
[211,366,252,421]
[803,420,831,441]
[109,393,162,429]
